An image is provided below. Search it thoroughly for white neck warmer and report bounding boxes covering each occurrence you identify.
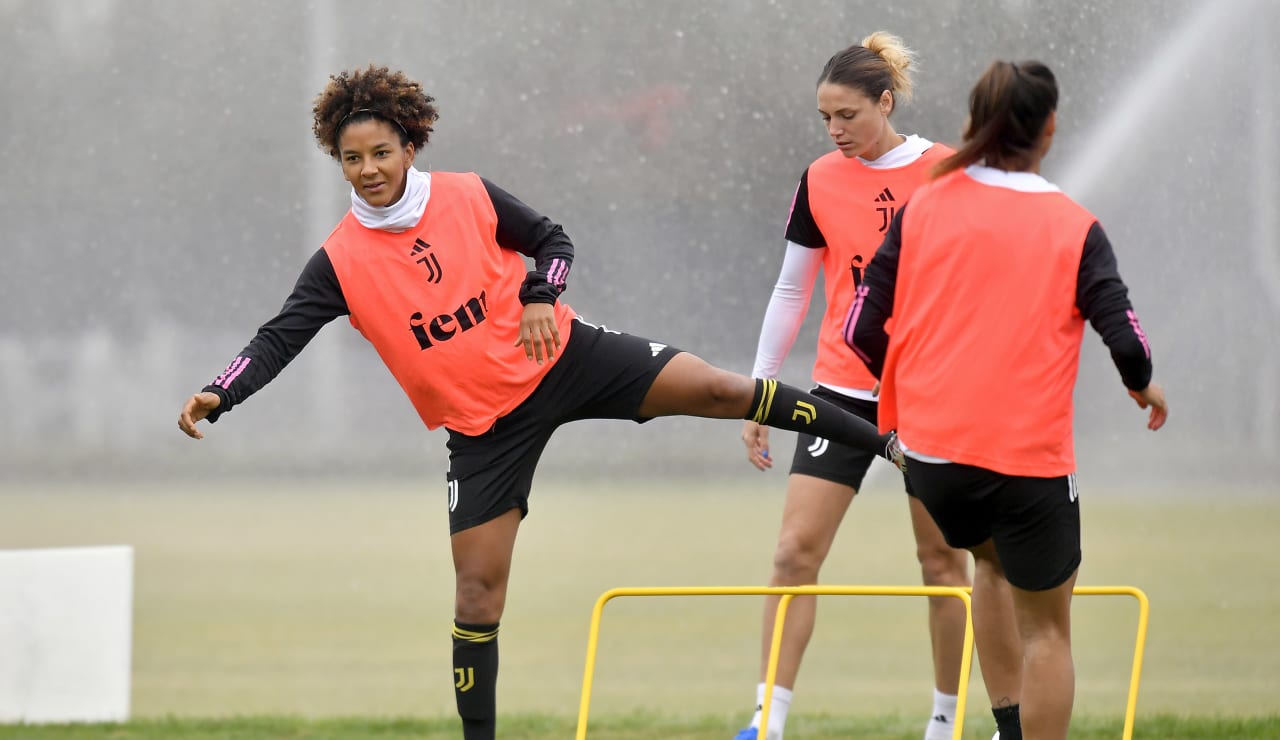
[350,167,431,232]
[858,134,934,168]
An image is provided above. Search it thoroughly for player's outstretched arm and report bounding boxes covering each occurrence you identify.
[1128,383,1168,431]
[177,392,222,440]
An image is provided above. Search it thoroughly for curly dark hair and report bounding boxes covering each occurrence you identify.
[312,65,439,158]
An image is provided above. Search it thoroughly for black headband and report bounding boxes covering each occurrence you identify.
[339,107,408,136]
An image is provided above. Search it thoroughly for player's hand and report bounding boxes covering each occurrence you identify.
[742,420,772,471]
[1128,383,1168,431]
[884,431,907,473]
[178,392,221,440]
[514,303,560,364]
[871,380,881,397]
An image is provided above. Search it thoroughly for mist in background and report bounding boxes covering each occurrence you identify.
[2,0,1275,489]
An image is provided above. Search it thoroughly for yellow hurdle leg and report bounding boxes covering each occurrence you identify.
[1071,586,1150,740]
[757,593,794,740]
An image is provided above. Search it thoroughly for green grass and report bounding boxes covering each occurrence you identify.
[1,714,1279,738]
[1,475,1277,736]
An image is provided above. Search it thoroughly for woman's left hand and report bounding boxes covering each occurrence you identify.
[514,302,561,364]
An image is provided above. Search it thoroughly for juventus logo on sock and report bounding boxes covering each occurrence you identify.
[792,400,816,424]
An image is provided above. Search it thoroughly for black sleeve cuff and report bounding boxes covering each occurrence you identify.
[1117,359,1153,393]
[200,385,232,424]
[518,272,563,305]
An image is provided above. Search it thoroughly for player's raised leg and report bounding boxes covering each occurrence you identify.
[637,353,896,460]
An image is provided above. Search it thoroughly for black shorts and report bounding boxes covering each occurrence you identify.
[788,386,910,495]
[444,318,682,534]
[905,459,1081,591]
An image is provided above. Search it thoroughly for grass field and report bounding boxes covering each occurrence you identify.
[2,714,1280,739]
[1,474,1277,737]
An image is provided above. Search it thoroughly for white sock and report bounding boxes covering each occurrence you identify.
[748,682,793,740]
[924,689,959,740]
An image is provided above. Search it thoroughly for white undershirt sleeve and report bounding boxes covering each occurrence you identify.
[751,241,824,379]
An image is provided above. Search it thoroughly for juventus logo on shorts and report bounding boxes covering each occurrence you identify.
[448,479,460,512]
[1067,473,1078,503]
[807,437,829,457]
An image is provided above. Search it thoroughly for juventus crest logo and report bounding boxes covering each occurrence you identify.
[874,187,897,233]
[409,238,443,284]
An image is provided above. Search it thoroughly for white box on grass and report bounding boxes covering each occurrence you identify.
[0,545,133,723]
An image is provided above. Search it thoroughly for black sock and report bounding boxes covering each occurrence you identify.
[747,378,892,458]
[453,620,500,740]
[992,703,1021,740]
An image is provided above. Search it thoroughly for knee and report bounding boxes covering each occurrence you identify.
[917,541,971,587]
[455,570,507,624]
[678,367,753,418]
[772,535,825,584]
[704,368,753,407]
[1022,623,1073,658]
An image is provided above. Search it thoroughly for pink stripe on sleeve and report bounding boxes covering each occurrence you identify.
[1126,309,1151,359]
[549,258,569,287]
[213,356,251,389]
[843,284,872,363]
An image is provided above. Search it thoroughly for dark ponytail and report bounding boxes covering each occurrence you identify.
[934,60,1058,177]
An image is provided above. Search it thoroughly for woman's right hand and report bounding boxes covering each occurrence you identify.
[177,392,221,440]
[742,420,772,471]
[1129,383,1168,431]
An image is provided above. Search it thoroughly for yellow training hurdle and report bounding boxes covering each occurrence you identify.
[575,584,1148,740]
[575,586,974,740]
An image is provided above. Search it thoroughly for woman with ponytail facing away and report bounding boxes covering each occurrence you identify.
[846,60,1168,740]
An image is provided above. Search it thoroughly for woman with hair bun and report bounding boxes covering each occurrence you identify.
[847,59,1168,740]
[733,32,974,740]
[176,64,907,740]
